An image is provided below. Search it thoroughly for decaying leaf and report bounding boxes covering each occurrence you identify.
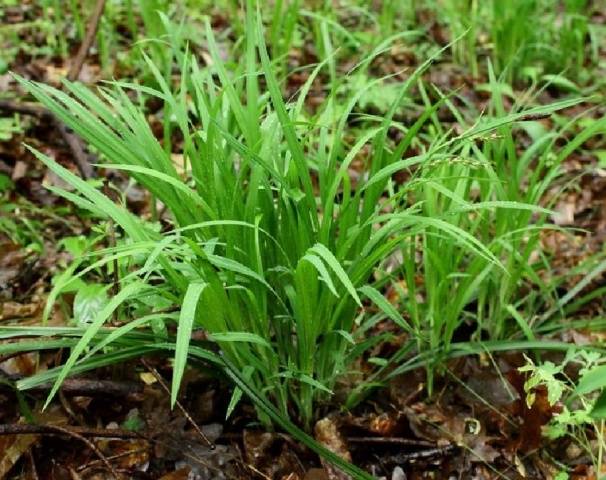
[314,417,352,480]
[0,434,38,479]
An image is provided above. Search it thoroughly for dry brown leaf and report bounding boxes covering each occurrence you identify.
[304,469,330,480]
[158,468,191,480]
[314,417,351,480]
[11,161,27,181]
[0,302,39,320]
[0,434,38,479]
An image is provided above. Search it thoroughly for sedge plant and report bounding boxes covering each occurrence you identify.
[8,3,595,432]
[11,7,496,429]
[429,0,592,82]
[344,81,597,402]
[393,73,597,380]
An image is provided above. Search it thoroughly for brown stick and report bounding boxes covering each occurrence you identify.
[69,467,84,480]
[67,0,108,82]
[77,447,148,473]
[3,0,111,179]
[44,424,121,479]
[384,444,458,463]
[50,0,107,179]
[42,378,143,397]
[347,436,435,447]
[0,424,141,439]
[0,371,143,397]
[28,450,40,480]
[58,123,95,179]
[0,100,51,118]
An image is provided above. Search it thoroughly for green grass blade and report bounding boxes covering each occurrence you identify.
[172,281,208,406]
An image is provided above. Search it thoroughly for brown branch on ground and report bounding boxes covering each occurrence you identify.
[0,372,143,398]
[57,123,95,179]
[347,436,435,447]
[68,467,84,480]
[0,424,141,439]
[76,447,149,473]
[381,444,458,463]
[27,450,40,480]
[0,100,51,119]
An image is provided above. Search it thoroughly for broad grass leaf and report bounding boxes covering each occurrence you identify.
[359,285,414,335]
[210,332,271,347]
[302,253,338,297]
[310,244,361,306]
[277,371,333,394]
[172,282,208,406]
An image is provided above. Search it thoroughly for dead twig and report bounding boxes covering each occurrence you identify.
[141,358,215,449]
[0,423,141,439]
[0,372,143,398]
[379,444,459,464]
[28,450,40,480]
[77,447,149,473]
[0,0,106,179]
[58,123,95,179]
[347,436,435,447]
[0,100,51,118]
[53,0,108,179]
[67,0,107,83]
[69,467,83,480]
[18,0,105,180]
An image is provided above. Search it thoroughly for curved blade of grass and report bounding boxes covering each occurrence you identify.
[0,339,76,355]
[98,163,217,220]
[210,332,271,348]
[542,258,606,321]
[44,281,146,408]
[255,11,318,228]
[277,371,333,394]
[172,281,208,406]
[26,146,149,242]
[310,244,361,306]
[226,365,254,419]
[376,213,504,270]
[359,285,415,335]
[302,253,339,297]
[449,200,553,215]
[387,340,605,380]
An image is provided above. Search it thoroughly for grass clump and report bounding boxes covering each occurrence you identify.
[7,4,602,442]
[423,0,593,82]
[14,9,453,428]
[13,11,436,425]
